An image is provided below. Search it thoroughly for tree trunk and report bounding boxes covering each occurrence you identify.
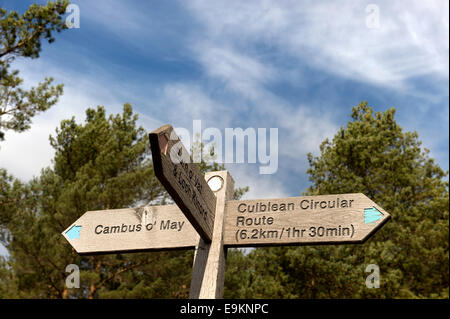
[62,288,68,299]
[88,260,102,299]
[88,283,96,299]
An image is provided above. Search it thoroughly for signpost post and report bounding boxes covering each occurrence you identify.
[62,123,391,299]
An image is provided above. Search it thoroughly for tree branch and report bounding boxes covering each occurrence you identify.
[0,25,46,59]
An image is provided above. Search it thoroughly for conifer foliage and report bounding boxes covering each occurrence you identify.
[0,1,68,141]
[1,103,192,298]
[225,102,448,298]
[0,103,247,298]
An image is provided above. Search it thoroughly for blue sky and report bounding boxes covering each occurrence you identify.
[0,1,448,256]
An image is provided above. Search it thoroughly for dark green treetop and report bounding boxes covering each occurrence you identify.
[0,103,248,298]
[225,102,448,298]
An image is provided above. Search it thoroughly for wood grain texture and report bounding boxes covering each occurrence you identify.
[189,171,234,299]
[61,205,199,255]
[149,125,216,242]
[223,193,390,247]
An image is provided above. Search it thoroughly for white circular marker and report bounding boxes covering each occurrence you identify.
[207,175,224,192]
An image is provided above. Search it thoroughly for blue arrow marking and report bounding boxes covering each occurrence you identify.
[66,225,82,240]
[364,207,383,224]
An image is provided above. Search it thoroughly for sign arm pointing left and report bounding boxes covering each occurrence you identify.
[61,205,200,255]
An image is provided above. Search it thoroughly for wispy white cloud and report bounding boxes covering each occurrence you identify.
[191,43,338,171]
[228,163,289,199]
[1,0,447,197]
[79,0,147,34]
[180,0,448,180]
[196,45,277,101]
[185,0,449,91]
[0,58,129,181]
[160,83,233,125]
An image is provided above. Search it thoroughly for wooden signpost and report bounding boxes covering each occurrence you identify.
[62,124,391,299]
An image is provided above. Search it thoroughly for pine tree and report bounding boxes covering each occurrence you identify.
[1,1,69,272]
[0,1,68,141]
[0,104,248,298]
[237,102,448,298]
[1,104,176,298]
